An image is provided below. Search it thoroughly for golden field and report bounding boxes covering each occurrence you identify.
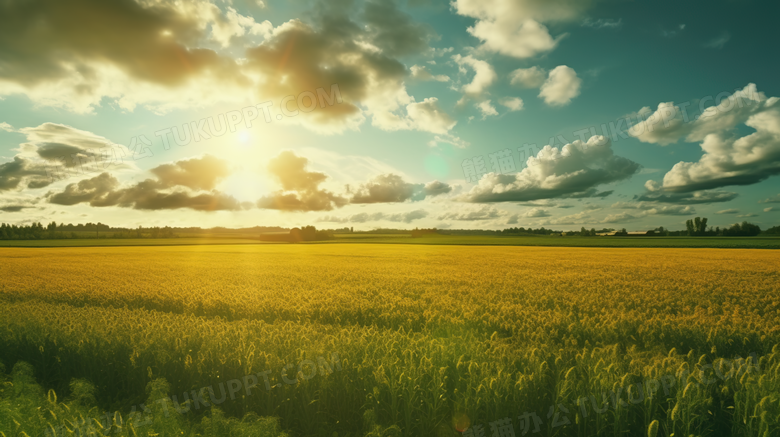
[0,244,779,437]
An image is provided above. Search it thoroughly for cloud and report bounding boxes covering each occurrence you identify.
[47,155,244,211]
[523,207,551,218]
[611,201,695,214]
[0,0,257,113]
[737,213,758,218]
[450,0,599,58]
[150,155,230,191]
[499,97,524,112]
[0,0,450,136]
[704,32,730,49]
[451,0,607,58]
[509,67,546,88]
[601,212,638,224]
[635,190,739,204]
[717,209,739,214]
[405,98,457,134]
[348,174,451,203]
[538,210,592,226]
[421,180,453,197]
[633,84,780,192]
[582,18,622,29]
[0,122,138,192]
[438,205,502,221]
[362,0,432,57]
[453,54,497,99]
[476,100,499,119]
[765,207,775,212]
[759,194,780,204]
[257,151,347,211]
[461,135,639,202]
[410,65,450,82]
[319,209,429,224]
[628,84,765,146]
[538,66,581,107]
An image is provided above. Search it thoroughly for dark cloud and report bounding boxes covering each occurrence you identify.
[47,155,243,211]
[0,157,52,191]
[363,0,432,57]
[349,174,451,203]
[0,0,243,88]
[151,155,230,190]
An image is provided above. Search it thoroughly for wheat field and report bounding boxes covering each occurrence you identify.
[1,244,779,437]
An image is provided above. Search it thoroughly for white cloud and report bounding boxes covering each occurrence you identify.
[451,0,600,58]
[461,135,639,202]
[765,207,775,212]
[438,205,503,221]
[453,54,497,97]
[467,19,560,59]
[538,66,581,107]
[476,100,499,119]
[499,97,524,112]
[410,65,450,82]
[509,67,547,88]
[717,209,739,214]
[628,84,766,146]
[405,98,458,135]
[636,85,780,192]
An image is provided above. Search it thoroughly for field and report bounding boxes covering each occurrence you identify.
[1,234,779,249]
[1,244,779,437]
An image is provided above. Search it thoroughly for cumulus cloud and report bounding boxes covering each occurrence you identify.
[0,122,136,192]
[538,66,581,107]
[348,174,451,203]
[453,54,497,98]
[257,151,347,211]
[405,98,457,134]
[0,0,452,136]
[451,0,602,58]
[0,0,258,113]
[636,85,780,192]
[509,67,547,88]
[476,100,499,119]
[717,209,739,214]
[499,97,524,112]
[461,136,639,202]
[523,207,551,218]
[47,155,243,211]
[410,65,450,82]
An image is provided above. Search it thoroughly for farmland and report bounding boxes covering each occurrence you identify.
[1,244,779,437]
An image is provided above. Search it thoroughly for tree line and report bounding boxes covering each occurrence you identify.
[0,222,176,240]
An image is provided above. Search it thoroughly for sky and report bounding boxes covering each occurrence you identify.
[1,0,779,231]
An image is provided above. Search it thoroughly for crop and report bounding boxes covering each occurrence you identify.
[0,244,778,436]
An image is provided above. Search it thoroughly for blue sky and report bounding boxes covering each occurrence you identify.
[1,0,778,230]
